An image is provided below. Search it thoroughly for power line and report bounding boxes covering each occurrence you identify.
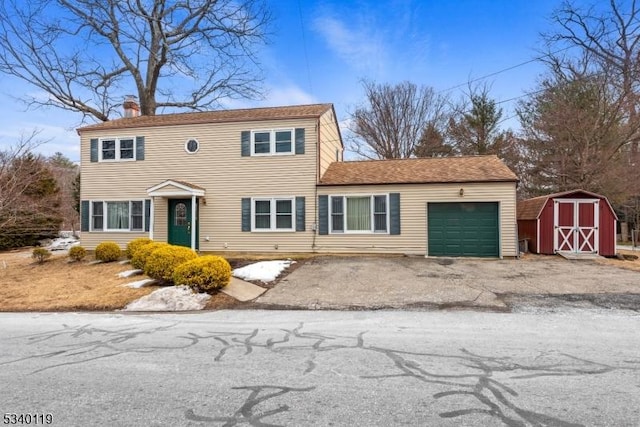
[297,0,314,96]
[436,25,625,95]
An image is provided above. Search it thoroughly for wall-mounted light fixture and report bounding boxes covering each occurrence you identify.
[459,188,464,197]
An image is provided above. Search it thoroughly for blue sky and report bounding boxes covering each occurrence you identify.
[0,0,573,162]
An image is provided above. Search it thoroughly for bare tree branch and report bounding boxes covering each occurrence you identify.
[349,80,450,159]
[0,0,271,122]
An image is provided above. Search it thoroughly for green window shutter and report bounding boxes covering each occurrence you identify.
[318,195,328,235]
[241,198,251,231]
[80,200,90,232]
[241,131,250,157]
[90,139,98,162]
[295,128,305,154]
[144,199,151,232]
[390,193,401,235]
[296,197,305,232]
[136,136,145,160]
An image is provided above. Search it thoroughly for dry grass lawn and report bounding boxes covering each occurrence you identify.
[597,248,640,272]
[0,248,311,312]
[0,249,160,311]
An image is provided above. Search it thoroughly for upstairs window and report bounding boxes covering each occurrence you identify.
[99,137,136,161]
[251,129,294,155]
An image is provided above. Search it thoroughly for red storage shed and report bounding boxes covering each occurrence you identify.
[517,189,617,257]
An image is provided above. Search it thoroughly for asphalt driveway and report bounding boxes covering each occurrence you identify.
[256,255,640,311]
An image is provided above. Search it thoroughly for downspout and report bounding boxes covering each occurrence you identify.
[191,194,196,251]
[312,120,320,252]
[149,197,155,240]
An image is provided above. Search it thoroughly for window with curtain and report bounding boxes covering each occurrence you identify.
[107,202,129,230]
[346,197,371,231]
[330,195,388,233]
[91,200,145,231]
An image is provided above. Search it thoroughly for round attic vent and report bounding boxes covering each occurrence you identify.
[185,138,199,154]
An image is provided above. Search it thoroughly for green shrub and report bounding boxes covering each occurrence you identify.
[32,247,52,264]
[144,245,198,282]
[130,242,169,270]
[95,241,122,262]
[173,255,232,293]
[68,245,87,262]
[125,237,153,259]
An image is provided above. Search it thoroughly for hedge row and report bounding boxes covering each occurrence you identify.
[125,239,231,292]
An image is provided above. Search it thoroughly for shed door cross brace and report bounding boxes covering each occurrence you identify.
[553,199,599,254]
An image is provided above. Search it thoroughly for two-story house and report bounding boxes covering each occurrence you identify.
[78,102,519,257]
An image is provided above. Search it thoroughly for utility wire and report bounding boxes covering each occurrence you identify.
[297,0,314,96]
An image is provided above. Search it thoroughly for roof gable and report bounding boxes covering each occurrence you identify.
[319,155,518,186]
[78,103,333,133]
[147,179,205,197]
[517,189,618,220]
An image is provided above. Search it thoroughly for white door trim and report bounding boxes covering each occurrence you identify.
[553,199,599,254]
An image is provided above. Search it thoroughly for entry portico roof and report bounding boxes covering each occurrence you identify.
[147,179,205,197]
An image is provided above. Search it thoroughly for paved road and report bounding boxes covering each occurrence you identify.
[1,310,639,426]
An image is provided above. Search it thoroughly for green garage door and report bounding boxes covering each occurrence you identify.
[428,202,499,257]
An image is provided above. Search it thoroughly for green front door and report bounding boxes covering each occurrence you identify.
[168,199,198,248]
[428,202,499,257]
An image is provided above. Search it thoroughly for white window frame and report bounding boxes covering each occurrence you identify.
[90,200,145,232]
[329,194,390,234]
[251,197,295,232]
[250,129,294,156]
[99,136,137,162]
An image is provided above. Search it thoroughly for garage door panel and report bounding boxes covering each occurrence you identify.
[428,202,499,257]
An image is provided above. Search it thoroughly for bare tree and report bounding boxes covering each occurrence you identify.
[48,152,79,234]
[543,0,640,154]
[0,131,63,248]
[0,0,271,121]
[349,80,449,159]
[542,0,640,228]
[0,131,46,228]
[517,69,640,201]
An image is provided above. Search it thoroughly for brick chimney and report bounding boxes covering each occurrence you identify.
[123,95,140,118]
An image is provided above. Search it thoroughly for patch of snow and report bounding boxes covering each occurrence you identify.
[232,260,295,283]
[122,286,210,311]
[118,259,131,265]
[117,269,143,278]
[87,260,103,265]
[47,237,80,251]
[122,278,157,288]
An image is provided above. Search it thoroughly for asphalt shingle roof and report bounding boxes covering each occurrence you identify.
[319,155,518,186]
[77,104,333,132]
[516,189,611,220]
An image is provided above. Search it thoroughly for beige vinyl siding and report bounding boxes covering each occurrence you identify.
[80,118,320,250]
[318,109,343,179]
[316,182,517,257]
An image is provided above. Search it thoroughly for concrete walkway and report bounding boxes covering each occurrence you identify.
[221,277,266,302]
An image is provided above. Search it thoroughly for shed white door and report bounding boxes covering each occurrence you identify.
[553,199,599,253]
